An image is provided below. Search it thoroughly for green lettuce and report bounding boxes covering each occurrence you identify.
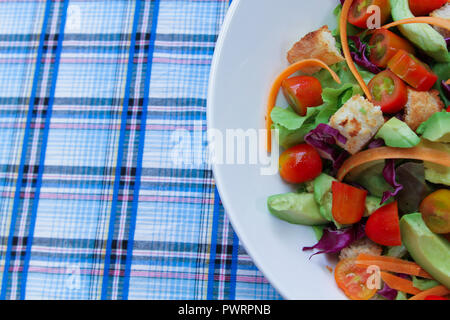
[432,62,450,106]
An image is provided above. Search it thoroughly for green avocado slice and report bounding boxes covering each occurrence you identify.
[400,213,450,289]
[417,112,450,143]
[376,117,420,148]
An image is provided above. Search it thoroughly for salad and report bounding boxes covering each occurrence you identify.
[265,0,450,300]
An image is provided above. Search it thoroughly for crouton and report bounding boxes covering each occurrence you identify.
[404,88,444,132]
[339,238,383,260]
[287,25,344,74]
[430,3,450,38]
[329,95,385,154]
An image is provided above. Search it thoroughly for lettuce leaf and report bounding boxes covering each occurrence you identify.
[432,62,450,106]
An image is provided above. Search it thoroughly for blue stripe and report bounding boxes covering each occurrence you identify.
[0,0,52,300]
[207,187,221,300]
[19,0,70,300]
[229,231,239,300]
[100,0,142,300]
[122,0,161,300]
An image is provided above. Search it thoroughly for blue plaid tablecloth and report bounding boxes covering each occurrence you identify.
[0,0,282,300]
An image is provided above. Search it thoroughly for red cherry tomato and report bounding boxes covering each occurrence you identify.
[281,76,323,116]
[368,29,415,68]
[335,258,377,300]
[424,295,448,301]
[348,0,391,29]
[278,144,322,184]
[332,181,368,225]
[408,0,447,16]
[368,70,408,114]
[388,50,438,92]
[366,201,402,246]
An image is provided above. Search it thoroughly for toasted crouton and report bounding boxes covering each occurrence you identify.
[404,88,444,132]
[339,238,382,260]
[287,26,344,74]
[329,95,385,154]
[430,3,450,38]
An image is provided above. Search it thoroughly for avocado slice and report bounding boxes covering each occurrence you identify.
[417,112,450,143]
[313,173,336,222]
[390,0,449,63]
[376,117,420,148]
[400,213,450,289]
[418,139,450,186]
[365,195,383,217]
[267,192,328,226]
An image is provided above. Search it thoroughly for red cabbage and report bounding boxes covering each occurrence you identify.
[378,283,397,300]
[367,138,385,149]
[381,160,404,204]
[441,80,450,100]
[303,223,365,258]
[446,38,450,50]
[348,36,382,75]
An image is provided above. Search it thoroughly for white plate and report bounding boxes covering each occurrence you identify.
[207,0,347,299]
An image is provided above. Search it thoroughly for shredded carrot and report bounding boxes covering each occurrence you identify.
[337,147,450,181]
[409,285,450,300]
[380,272,422,295]
[340,0,373,101]
[265,59,341,152]
[326,265,333,273]
[382,17,450,31]
[356,253,434,279]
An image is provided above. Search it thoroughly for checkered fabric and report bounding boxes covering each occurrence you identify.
[0,0,282,300]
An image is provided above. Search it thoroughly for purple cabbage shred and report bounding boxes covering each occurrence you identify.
[381,160,404,204]
[378,283,398,300]
[367,138,385,149]
[348,36,382,75]
[441,80,450,100]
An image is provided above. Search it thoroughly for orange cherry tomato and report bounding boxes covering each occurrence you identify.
[279,144,323,184]
[348,0,391,29]
[281,76,323,116]
[369,29,415,68]
[366,201,402,246]
[388,50,438,92]
[335,258,378,300]
[332,181,368,225]
[419,189,450,234]
[368,70,408,114]
[408,0,447,16]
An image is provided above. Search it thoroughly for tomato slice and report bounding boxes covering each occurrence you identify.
[279,144,323,184]
[387,50,438,91]
[424,295,449,301]
[409,0,447,16]
[332,181,367,225]
[368,70,408,114]
[369,29,415,68]
[348,0,391,29]
[366,201,402,246]
[335,258,378,300]
[281,76,323,116]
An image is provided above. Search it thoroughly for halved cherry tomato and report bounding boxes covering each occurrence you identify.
[419,189,450,234]
[366,201,402,246]
[332,181,368,225]
[409,0,447,16]
[424,295,449,301]
[335,258,378,300]
[388,50,438,91]
[368,29,415,68]
[281,76,323,116]
[368,70,408,114]
[279,144,322,184]
[348,0,391,29]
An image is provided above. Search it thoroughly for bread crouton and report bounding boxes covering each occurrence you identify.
[404,88,444,132]
[339,238,382,260]
[430,3,450,38]
[329,95,385,154]
[287,25,344,74]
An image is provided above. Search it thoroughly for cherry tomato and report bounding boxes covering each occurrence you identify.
[388,50,438,92]
[281,76,323,116]
[409,0,447,16]
[366,201,402,246]
[332,181,368,225]
[279,144,322,184]
[348,0,391,29]
[369,29,415,68]
[419,189,450,234]
[335,258,378,300]
[424,295,448,301]
[368,70,408,114]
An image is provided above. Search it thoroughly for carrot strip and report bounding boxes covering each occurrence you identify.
[356,253,434,279]
[382,17,450,31]
[409,285,450,300]
[340,0,373,101]
[380,272,422,295]
[265,59,341,152]
[337,147,450,181]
